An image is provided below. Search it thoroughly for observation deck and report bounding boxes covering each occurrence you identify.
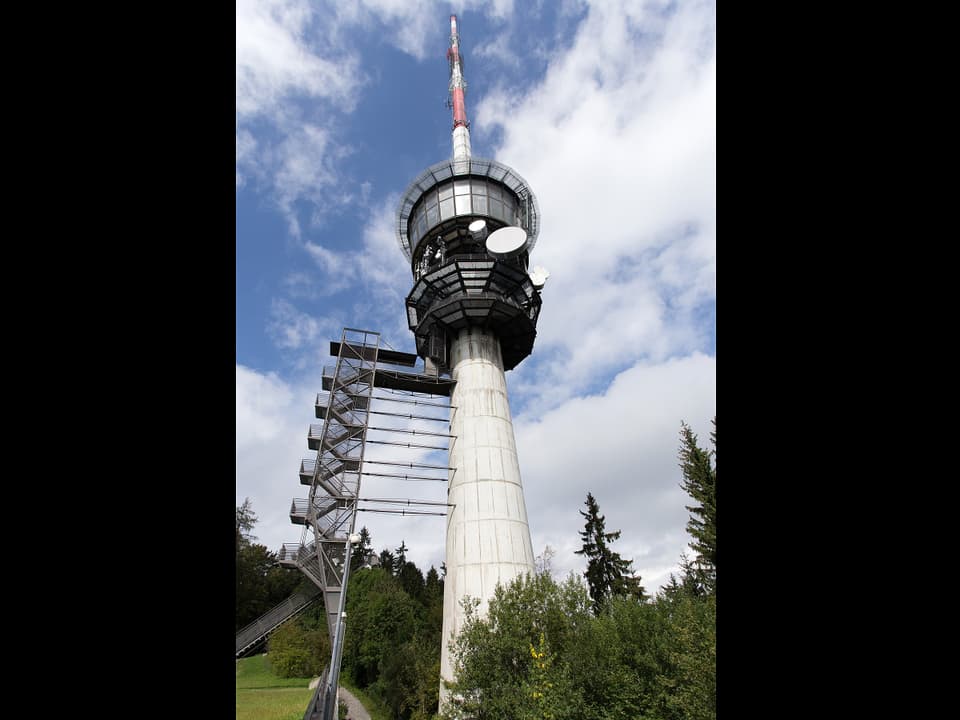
[395,158,544,370]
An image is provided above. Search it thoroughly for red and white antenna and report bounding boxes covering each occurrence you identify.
[447,14,471,161]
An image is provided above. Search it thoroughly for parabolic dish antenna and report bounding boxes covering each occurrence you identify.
[528,265,550,290]
[485,226,527,260]
[468,219,487,234]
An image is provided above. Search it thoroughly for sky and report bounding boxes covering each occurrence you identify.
[236,0,716,596]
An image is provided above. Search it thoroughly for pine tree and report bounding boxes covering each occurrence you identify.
[679,417,716,595]
[379,548,395,573]
[394,540,409,574]
[236,497,257,549]
[351,526,373,571]
[574,492,641,614]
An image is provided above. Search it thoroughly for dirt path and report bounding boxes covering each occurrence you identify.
[336,686,371,720]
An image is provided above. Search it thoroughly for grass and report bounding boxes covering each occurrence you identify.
[236,654,316,720]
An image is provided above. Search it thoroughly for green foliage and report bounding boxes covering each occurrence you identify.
[679,418,716,595]
[351,526,373,572]
[237,497,257,546]
[236,499,304,631]
[444,570,715,720]
[343,567,423,688]
[394,540,409,571]
[397,559,426,601]
[379,632,442,720]
[444,572,590,719]
[267,618,331,679]
[378,548,395,573]
[333,540,445,719]
[425,565,443,602]
[575,492,644,614]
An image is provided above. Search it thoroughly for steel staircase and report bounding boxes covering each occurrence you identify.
[235,584,322,658]
[280,329,381,642]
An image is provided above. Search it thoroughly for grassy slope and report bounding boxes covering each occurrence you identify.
[236,654,315,720]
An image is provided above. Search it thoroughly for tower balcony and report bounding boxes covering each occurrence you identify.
[299,458,316,485]
[290,498,310,526]
[290,495,341,526]
[300,456,361,498]
[406,257,542,371]
[307,424,324,450]
[277,543,304,568]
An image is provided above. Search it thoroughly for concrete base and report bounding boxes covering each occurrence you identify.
[438,326,535,708]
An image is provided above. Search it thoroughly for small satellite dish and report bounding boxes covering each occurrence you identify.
[528,265,550,290]
[468,219,488,243]
[486,226,527,260]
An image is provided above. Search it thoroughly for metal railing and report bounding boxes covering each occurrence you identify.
[235,585,322,657]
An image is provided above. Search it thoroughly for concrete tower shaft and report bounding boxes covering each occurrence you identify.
[439,326,534,693]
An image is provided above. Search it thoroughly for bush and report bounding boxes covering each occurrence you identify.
[267,618,331,678]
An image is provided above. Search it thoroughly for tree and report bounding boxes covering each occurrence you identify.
[379,548,395,574]
[398,560,426,602]
[678,418,716,595]
[424,565,443,603]
[574,493,642,614]
[444,572,590,719]
[267,616,331,678]
[535,544,556,576]
[394,540,409,573]
[235,498,302,631]
[351,526,373,572]
[342,567,422,687]
[236,497,257,549]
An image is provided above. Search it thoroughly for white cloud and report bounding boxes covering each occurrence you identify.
[237,362,451,574]
[320,0,516,61]
[236,353,714,596]
[516,352,716,594]
[237,364,320,552]
[236,128,258,187]
[267,297,338,352]
[236,0,362,120]
[264,197,412,368]
[235,0,529,242]
[309,196,411,341]
[236,364,296,443]
[237,0,366,237]
[472,27,521,68]
[475,0,715,410]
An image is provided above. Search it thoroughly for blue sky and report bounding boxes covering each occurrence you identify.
[236,0,716,595]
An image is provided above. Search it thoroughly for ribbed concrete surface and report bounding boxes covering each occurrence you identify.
[439,326,535,706]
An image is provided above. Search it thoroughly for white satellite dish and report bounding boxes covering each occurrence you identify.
[528,265,550,290]
[468,219,488,241]
[485,226,527,260]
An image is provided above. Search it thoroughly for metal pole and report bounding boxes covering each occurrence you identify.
[323,536,356,720]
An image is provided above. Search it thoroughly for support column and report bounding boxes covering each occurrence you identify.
[438,326,535,706]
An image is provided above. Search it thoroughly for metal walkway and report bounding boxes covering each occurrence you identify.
[235,585,322,658]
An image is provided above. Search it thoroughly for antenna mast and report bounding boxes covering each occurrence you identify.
[447,14,471,161]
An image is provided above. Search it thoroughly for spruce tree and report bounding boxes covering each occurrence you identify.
[394,539,409,573]
[350,526,372,571]
[679,417,716,595]
[379,548,395,573]
[575,492,641,614]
